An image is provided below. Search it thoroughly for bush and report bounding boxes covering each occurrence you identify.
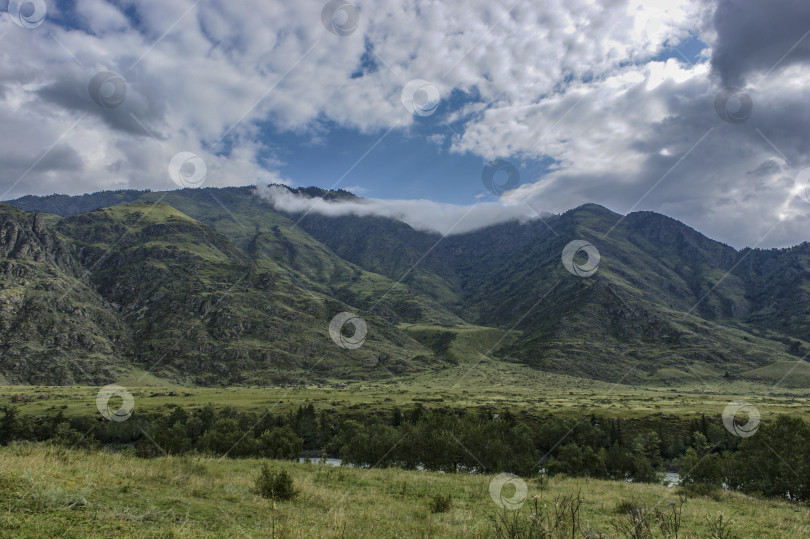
[52,422,95,449]
[677,482,722,501]
[706,512,738,539]
[603,443,634,480]
[255,463,298,500]
[545,441,605,478]
[612,495,685,539]
[429,493,452,513]
[614,499,643,515]
[491,492,585,539]
[610,499,653,539]
[631,454,661,483]
[341,423,407,469]
[258,426,303,460]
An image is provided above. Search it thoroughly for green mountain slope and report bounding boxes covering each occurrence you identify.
[286,200,807,382]
[50,202,436,385]
[0,204,129,384]
[5,186,810,386]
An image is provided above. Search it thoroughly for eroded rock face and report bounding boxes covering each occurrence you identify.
[0,205,129,385]
[0,209,83,275]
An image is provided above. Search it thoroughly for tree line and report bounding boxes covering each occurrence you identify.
[0,403,807,501]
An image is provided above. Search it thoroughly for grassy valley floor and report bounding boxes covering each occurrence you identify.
[2,364,808,422]
[1,445,809,538]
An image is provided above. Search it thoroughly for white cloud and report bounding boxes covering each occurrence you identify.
[0,0,808,247]
[256,184,537,236]
[75,0,129,33]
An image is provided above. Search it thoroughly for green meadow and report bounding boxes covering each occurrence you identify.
[1,444,808,538]
[3,356,808,421]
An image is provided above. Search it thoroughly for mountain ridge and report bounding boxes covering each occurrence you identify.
[2,186,808,386]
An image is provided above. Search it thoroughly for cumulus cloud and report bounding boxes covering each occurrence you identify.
[256,184,538,236]
[484,57,810,248]
[450,0,810,248]
[0,0,808,247]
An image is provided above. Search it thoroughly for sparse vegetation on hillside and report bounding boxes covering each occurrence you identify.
[5,188,810,386]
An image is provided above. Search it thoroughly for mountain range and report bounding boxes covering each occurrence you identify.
[2,185,808,387]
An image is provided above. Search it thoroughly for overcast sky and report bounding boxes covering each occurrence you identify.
[2,0,810,248]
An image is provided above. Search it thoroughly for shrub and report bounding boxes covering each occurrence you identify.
[612,495,685,539]
[491,492,585,539]
[632,431,663,470]
[258,426,303,460]
[610,500,653,539]
[631,454,661,483]
[678,482,723,501]
[706,512,738,539]
[52,422,94,449]
[545,441,604,478]
[341,423,406,469]
[255,463,298,500]
[614,499,641,515]
[653,495,686,539]
[153,421,192,455]
[678,432,723,488]
[429,493,452,513]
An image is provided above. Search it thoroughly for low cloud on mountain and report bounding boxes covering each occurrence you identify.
[256,184,540,236]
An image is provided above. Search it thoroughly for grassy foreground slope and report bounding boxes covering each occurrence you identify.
[1,445,807,538]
